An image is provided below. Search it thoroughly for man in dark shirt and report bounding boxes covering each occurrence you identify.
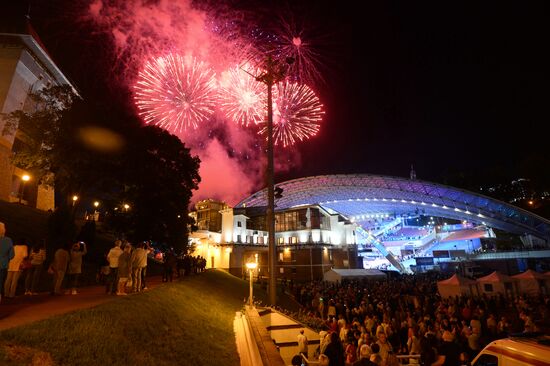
[433,331,462,366]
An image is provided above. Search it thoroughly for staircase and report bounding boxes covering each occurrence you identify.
[356,226,408,273]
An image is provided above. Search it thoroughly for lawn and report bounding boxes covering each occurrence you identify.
[0,270,255,366]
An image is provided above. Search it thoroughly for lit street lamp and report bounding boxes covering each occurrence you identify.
[19,174,30,204]
[72,195,79,206]
[246,261,258,307]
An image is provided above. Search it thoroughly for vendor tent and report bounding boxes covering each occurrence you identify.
[437,274,478,298]
[511,270,547,296]
[323,269,387,282]
[476,271,517,296]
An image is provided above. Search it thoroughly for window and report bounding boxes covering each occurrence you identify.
[292,267,297,274]
[279,252,284,261]
[237,221,242,227]
[484,284,493,292]
[236,235,241,243]
[473,354,498,366]
[277,237,284,244]
[291,237,297,244]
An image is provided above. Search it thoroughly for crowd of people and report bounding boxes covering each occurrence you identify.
[284,273,549,366]
[1,220,206,301]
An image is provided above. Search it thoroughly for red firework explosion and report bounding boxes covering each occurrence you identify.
[258,80,324,147]
[272,17,325,86]
[134,53,218,133]
[218,64,267,126]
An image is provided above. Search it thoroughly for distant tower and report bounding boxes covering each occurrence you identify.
[410,164,416,180]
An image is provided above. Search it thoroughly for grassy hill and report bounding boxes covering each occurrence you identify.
[0,270,256,366]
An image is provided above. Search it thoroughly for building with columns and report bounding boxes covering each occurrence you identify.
[189,198,361,282]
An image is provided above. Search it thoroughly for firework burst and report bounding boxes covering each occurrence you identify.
[274,20,325,86]
[134,53,218,133]
[218,64,267,126]
[259,80,324,147]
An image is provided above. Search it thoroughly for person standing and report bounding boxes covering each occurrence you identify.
[163,248,177,282]
[24,240,46,295]
[117,244,132,295]
[298,329,309,360]
[130,242,145,293]
[140,240,152,290]
[106,240,123,294]
[67,241,87,295]
[51,243,70,295]
[4,238,28,298]
[0,222,15,302]
[324,331,345,366]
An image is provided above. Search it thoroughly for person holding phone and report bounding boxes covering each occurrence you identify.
[67,241,87,295]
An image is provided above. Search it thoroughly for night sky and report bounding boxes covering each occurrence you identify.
[2,1,548,192]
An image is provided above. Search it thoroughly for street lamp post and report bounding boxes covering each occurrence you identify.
[246,261,258,307]
[254,56,289,306]
[19,174,30,204]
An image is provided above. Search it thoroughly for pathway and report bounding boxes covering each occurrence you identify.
[0,276,163,331]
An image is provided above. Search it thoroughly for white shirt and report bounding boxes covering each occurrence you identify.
[298,333,308,353]
[107,246,123,268]
[8,244,28,271]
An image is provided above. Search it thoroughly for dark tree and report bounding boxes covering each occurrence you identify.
[120,126,200,253]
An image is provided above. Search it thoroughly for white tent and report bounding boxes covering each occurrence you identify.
[511,270,547,296]
[323,268,387,282]
[476,271,517,296]
[437,274,478,298]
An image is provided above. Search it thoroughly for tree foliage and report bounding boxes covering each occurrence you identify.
[3,86,201,251]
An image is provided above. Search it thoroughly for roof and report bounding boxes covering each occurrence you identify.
[236,174,550,240]
[476,271,515,283]
[511,269,546,280]
[438,274,477,286]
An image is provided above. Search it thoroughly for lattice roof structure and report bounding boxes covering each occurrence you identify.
[236,174,550,240]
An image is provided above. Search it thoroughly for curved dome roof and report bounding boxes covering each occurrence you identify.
[236,174,550,240]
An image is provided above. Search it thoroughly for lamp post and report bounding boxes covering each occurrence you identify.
[246,261,258,307]
[19,174,30,204]
[72,195,79,206]
[254,56,290,306]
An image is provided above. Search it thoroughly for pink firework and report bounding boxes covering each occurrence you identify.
[259,80,324,147]
[134,53,218,133]
[271,17,326,86]
[218,64,267,126]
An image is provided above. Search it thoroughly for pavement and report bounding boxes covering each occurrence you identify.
[0,275,164,331]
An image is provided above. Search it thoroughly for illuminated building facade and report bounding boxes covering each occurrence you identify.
[191,174,550,279]
[0,19,76,210]
[189,199,361,281]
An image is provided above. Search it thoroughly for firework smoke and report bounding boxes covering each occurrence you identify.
[84,0,321,205]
